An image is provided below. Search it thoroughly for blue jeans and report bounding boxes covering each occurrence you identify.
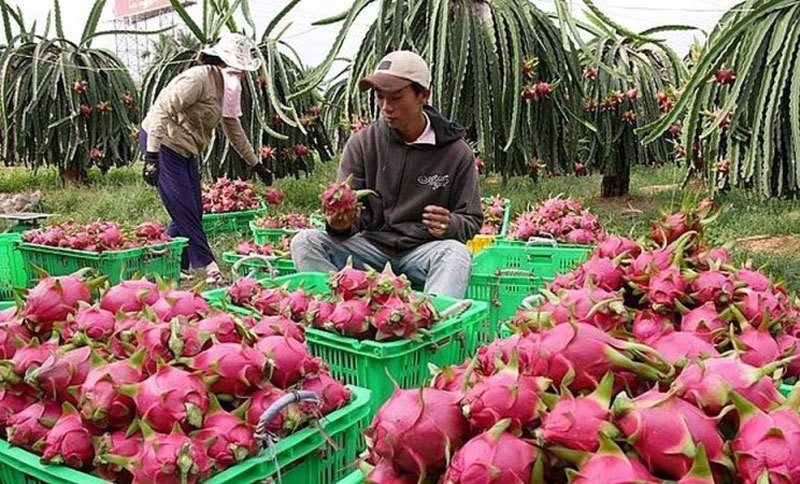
[290,230,472,298]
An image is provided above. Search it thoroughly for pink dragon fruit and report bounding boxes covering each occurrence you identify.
[329,262,372,300]
[627,246,675,282]
[369,263,412,305]
[365,388,470,478]
[461,355,548,432]
[0,388,34,432]
[545,271,582,292]
[194,312,243,344]
[631,310,675,343]
[41,403,98,469]
[227,277,262,306]
[407,293,437,329]
[373,295,419,340]
[566,433,658,483]
[190,395,255,469]
[579,256,627,291]
[277,289,312,321]
[251,314,305,342]
[695,246,730,268]
[594,235,642,259]
[255,335,322,388]
[5,400,62,452]
[305,299,336,330]
[244,384,307,435]
[0,319,32,359]
[540,287,627,331]
[329,298,372,336]
[365,459,418,483]
[63,304,116,344]
[733,325,781,368]
[729,391,800,483]
[99,278,159,313]
[300,372,351,415]
[778,334,800,378]
[539,372,615,452]
[181,343,267,398]
[251,286,290,315]
[645,266,688,308]
[565,228,601,245]
[0,338,58,386]
[430,360,480,393]
[680,301,727,341]
[613,389,732,479]
[673,355,786,415]
[23,273,95,333]
[651,211,699,246]
[320,175,376,224]
[134,322,174,374]
[151,290,210,322]
[27,345,99,403]
[735,289,787,327]
[119,365,209,432]
[79,350,145,429]
[476,334,541,376]
[687,268,734,304]
[443,419,539,483]
[646,331,719,366]
[93,428,145,482]
[736,268,771,292]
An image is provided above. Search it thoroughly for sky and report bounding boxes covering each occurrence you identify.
[11,0,738,73]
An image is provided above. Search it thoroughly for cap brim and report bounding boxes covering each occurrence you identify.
[201,46,261,72]
[358,72,412,92]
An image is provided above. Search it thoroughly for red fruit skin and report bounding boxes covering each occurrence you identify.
[41,411,98,469]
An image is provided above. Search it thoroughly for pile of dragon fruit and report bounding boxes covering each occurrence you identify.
[253,212,315,231]
[234,238,290,257]
[201,177,261,214]
[21,220,171,252]
[0,273,350,483]
[360,200,800,483]
[227,263,439,341]
[505,196,605,245]
[478,195,508,236]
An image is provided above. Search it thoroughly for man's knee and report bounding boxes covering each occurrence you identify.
[434,240,471,265]
[290,229,327,254]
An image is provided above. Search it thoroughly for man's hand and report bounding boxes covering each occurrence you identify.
[253,163,273,186]
[423,205,452,237]
[142,152,159,187]
[327,208,359,233]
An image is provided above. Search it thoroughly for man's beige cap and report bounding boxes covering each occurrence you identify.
[358,50,431,92]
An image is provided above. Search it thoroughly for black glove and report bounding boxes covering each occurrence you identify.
[253,162,273,186]
[142,151,159,187]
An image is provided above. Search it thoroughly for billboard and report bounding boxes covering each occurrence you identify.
[114,0,185,19]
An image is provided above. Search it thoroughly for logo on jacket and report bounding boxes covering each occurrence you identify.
[417,174,450,191]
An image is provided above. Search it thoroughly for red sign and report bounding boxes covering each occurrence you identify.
[114,0,173,18]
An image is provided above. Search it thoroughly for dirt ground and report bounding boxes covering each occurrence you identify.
[735,235,800,255]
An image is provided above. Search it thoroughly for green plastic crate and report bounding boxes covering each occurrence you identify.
[0,301,15,311]
[203,207,266,238]
[780,383,793,398]
[0,233,26,299]
[0,385,370,484]
[337,470,364,484]
[467,244,591,344]
[222,251,297,278]
[203,273,489,417]
[16,238,188,285]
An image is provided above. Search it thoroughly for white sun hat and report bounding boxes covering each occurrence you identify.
[201,33,261,72]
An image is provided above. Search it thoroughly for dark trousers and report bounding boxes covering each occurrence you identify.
[139,130,215,270]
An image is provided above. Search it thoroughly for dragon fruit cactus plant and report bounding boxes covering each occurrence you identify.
[320,174,376,225]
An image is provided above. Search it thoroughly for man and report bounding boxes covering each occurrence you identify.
[291,50,482,298]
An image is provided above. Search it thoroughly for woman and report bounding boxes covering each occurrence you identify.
[139,33,272,283]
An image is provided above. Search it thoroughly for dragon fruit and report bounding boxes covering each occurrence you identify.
[64,304,116,345]
[328,298,372,337]
[730,391,800,483]
[373,295,419,340]
[181,343,267,398]
[673,355,786,415]
[578,256,626,291]
[227,277,262,306]
[594,235,642,259]
[369,263,412,305]
[330,262,372,300]
[277,288,312,321]
[5,400,62,452]
[305,299,336,330]
[539,372,615,452]
[251,286,290,316]
[0,318,32,359]
[646,330,719,366]
[461,355,548,432]
[679,301,727,342]
[687,268,734,304]
[299,372,351,414]
[736,268,771,292]
[678,445,716,484]
[443,419,539,483]
[134,322,174,374]
[23,273,94,333]
[539,287,627,332]
[151,290,210,322]
[321,175,376,222]
[27,345,99,403]
[255,335,321,388]
[733,325,781,368]
[735,289,787,327]
[41,403,97,469]
[651,211,699,246]
[194,312,243,344]
[476,334,541,376]
[365,388,470,478]
[251,315,305,341]
[190,396,255,469]
[631,310,675,343]
[244,384,306,435]
[627,245,676,283]
[79,350,145,429]
[93,428,145,482]
[613,389,732,479]
[0,388,34,432]
[364,460,418,483]
[0,338,58,385]
[99,278,159,313]
[645,266,687,308]
[430,360,480,393]
[119,365,209,432]
[565,433,657,483]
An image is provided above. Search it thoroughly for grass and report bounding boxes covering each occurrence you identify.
[3,161,800,292]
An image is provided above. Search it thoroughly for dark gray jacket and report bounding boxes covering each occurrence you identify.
[329,106,482,254]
